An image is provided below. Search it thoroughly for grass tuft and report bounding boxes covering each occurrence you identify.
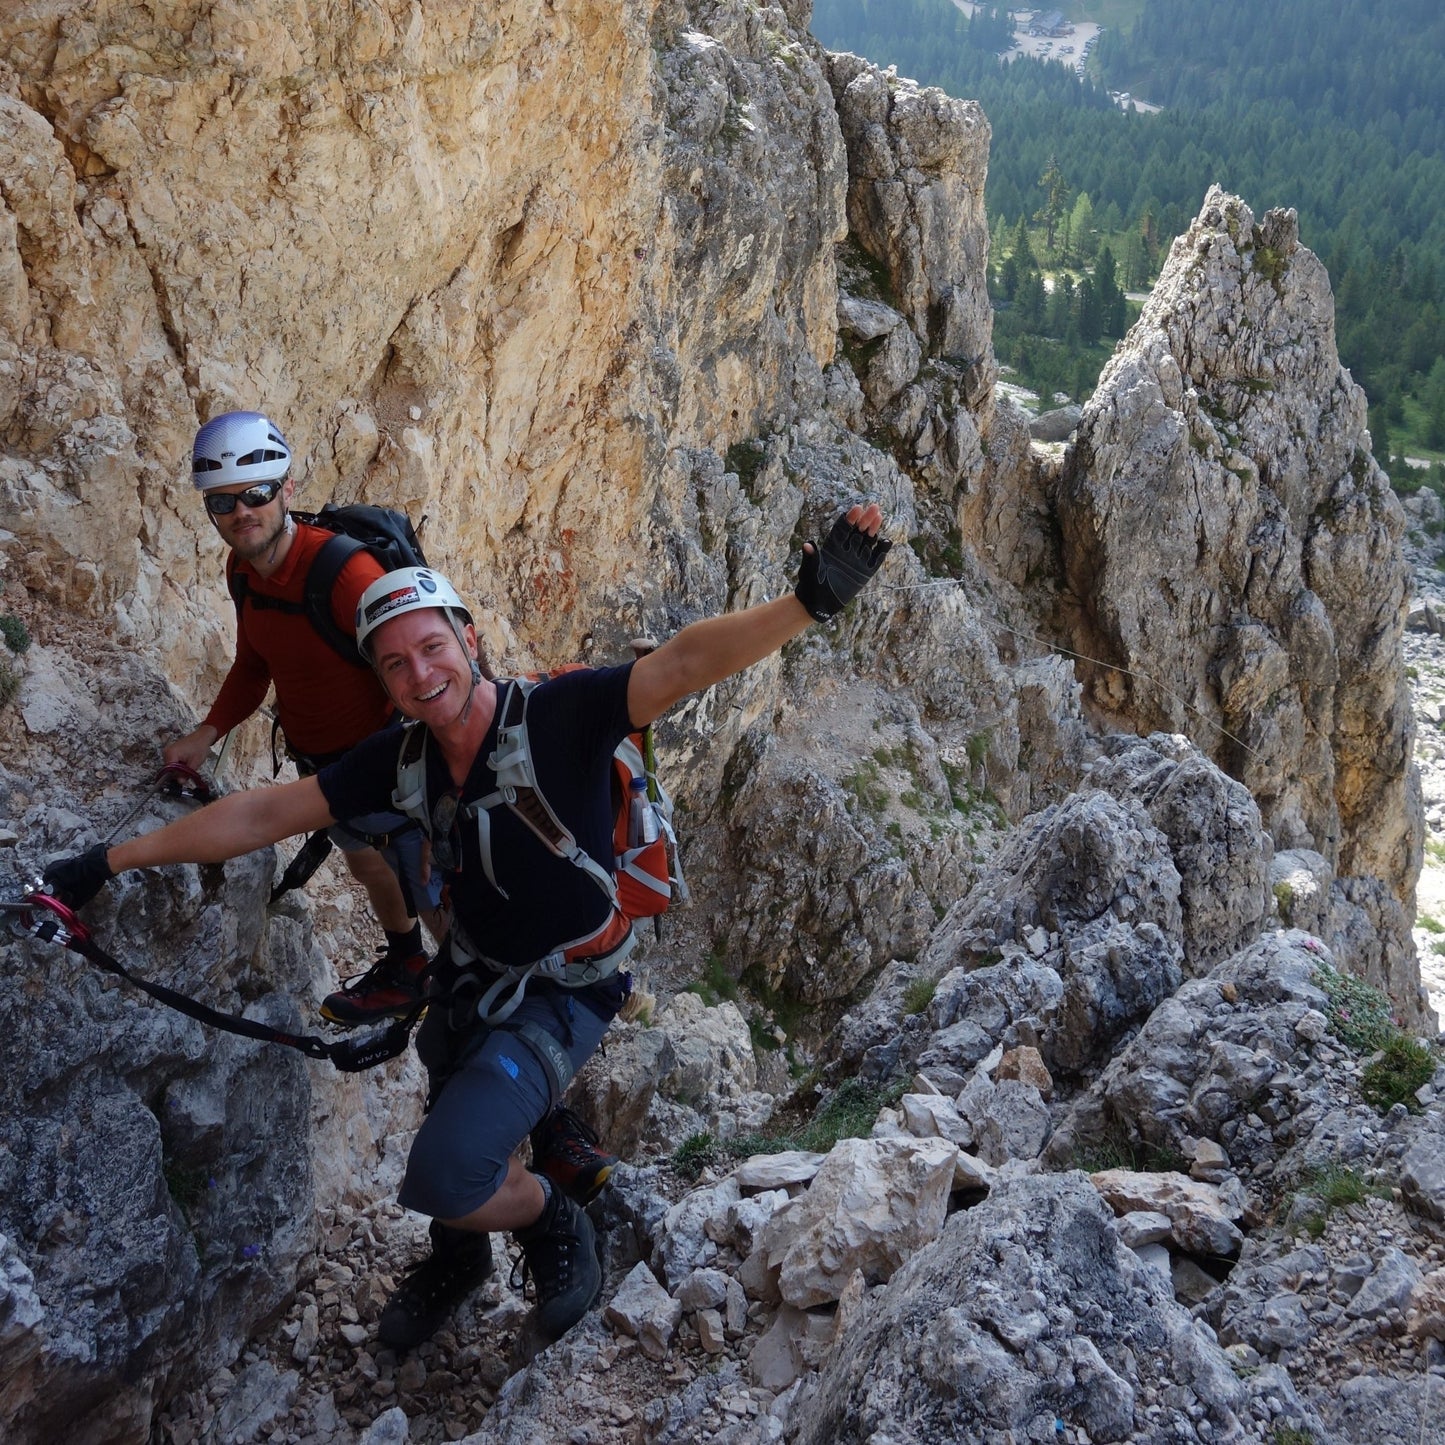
[1360,1036,1436,1113]
[669,1077,910,1181]
[901,975,937,1018]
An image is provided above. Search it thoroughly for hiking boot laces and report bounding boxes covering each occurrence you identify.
[378,1232,493,1352]
[337,947,406,997]
[513,1193,602,1341]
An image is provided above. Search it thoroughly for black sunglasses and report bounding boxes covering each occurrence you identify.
[430,792,463,873]
[204,480,285,515]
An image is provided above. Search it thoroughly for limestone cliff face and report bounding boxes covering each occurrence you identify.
[1,0,662,698]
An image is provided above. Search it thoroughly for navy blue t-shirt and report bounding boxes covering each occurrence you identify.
[318,665,636,968]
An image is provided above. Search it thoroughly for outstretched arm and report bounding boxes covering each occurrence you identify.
[45,777,336,907]
[627,502,889,727]
[110,777,334,872]
[627,594,813,728]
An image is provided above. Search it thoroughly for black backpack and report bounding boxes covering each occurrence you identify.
[226,503,427,667]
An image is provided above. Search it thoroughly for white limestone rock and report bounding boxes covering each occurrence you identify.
[605,1262,683,1362]
[899,1092,974,1148]
[733,1151,827,1195]
[956,1072,1052,1165]
[759,1136,959,1308]
[653,1177,741,1289]
[1090,1169,1245,1259]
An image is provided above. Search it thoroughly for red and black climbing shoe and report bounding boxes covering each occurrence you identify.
[530,1106,619,1206]
[377,1222,494,1353]
[320,945,429,1026]
[513,1184,604,1342]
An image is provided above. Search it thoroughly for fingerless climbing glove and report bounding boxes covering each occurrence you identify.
[794,511,893,622]
[43,843,114,909]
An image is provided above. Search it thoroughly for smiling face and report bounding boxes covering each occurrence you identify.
[371,606,479,727]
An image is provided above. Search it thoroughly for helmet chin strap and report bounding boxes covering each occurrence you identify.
[451,615,484,725]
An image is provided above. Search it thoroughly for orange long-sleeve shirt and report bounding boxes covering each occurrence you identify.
[202,522,394,758]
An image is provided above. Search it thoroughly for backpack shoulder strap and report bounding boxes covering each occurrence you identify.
[392,720,431,830]
[303,533,368,666]
[224,550,317,623]
[226,553,247,612]
[464,677,618,906]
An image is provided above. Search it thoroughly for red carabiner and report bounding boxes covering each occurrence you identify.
[156,761,215,802]
[2,891,92,950]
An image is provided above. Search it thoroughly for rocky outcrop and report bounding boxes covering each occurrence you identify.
[2,760,313,1436]
[654,3,848,447]
[830,737,1273,1090]
[1041,927,1422,1191]
[0,1,666,705]
[788,1173,1259,1445]
[826,52,992,366]
[0,635,425,1443]
[1056,188,1421,910]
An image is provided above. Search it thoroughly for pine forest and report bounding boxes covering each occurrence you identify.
[809,0,1445,484]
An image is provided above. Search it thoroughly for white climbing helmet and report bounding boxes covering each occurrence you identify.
[191,411,292,491]
[355,567,475,662]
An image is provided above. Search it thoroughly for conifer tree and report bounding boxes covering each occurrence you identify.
[1070,193,1097,263]
[1035,156,1070,256]
[1012,214,1037,273]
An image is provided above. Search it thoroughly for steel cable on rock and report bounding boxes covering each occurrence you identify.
[878,575,1264,761]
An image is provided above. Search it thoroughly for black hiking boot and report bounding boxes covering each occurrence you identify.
[512,1183,603,1342]
[377,1221,494,1353]
[321,943,429,1026]
[530,1105,619,1205]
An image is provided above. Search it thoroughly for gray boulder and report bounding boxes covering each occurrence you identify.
[1029,404,1082,442]
[1086,732,1272,974]
[1046,931,1358,1178]
[785,1172,1247,1444]
[922,788,1185,1076]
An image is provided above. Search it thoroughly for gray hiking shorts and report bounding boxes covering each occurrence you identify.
[397,982,618,1221]
[330,807,444,913]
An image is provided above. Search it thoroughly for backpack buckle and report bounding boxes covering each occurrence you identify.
[536,951,570,981]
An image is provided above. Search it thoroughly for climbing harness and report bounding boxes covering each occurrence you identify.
[393,674,685,924]
[1,886,420,1073]
[103,761,215,845]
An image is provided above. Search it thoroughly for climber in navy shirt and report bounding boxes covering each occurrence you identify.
[45,503,892,1352]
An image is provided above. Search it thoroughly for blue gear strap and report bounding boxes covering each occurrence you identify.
[795,512,893,622]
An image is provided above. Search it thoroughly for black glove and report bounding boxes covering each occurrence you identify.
[43,844,114,909]
[795,511,893,622]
